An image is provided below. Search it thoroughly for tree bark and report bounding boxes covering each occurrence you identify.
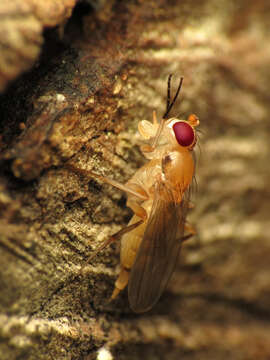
[0,1,270,359]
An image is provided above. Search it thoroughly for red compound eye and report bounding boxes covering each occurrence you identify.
[172,121,195,147]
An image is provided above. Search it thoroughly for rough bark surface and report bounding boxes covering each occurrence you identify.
[0,1,270,359]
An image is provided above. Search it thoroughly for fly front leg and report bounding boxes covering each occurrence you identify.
[75,166,150,219]
[67,163,149,252]
[138,111,159,140]
[67,164,148,201]
[138,110,163,154]
[95,175,149,220]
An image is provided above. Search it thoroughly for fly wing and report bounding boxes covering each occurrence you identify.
[128,182,190,313]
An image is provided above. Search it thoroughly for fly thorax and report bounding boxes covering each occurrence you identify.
[162,150,194,189]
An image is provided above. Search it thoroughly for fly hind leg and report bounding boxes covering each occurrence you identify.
[111,267,130,300]
[182,223,196,242]
[111,214,145,300]
[88,219,143,262]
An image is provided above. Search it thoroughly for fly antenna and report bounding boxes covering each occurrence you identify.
[163,75,184,119]
[151,75,184,149]
[166,74,173,114]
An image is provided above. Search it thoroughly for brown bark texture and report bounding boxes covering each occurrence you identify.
[0,0,270,359]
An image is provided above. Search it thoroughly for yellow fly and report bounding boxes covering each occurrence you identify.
[71,75,199,313]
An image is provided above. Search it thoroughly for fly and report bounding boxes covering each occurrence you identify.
[70,75,199,313]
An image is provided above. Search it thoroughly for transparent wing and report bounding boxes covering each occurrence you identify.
[128,182,190,313]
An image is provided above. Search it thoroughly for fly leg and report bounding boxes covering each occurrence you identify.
[87,196,146,300]
[139,110,164,154]
[111,214,146,300]
[88,219,143,262]
[81,218,144,302]
[67,162,149,225]
[107,195,148,300]
[107,195,148,299]
[67,164,148,201]
[67,164,149,299]
[152,110,158,125]
[182,223,196,242]
[111,267,130,300]
[81,167,149,219]
[67,162,149,233]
